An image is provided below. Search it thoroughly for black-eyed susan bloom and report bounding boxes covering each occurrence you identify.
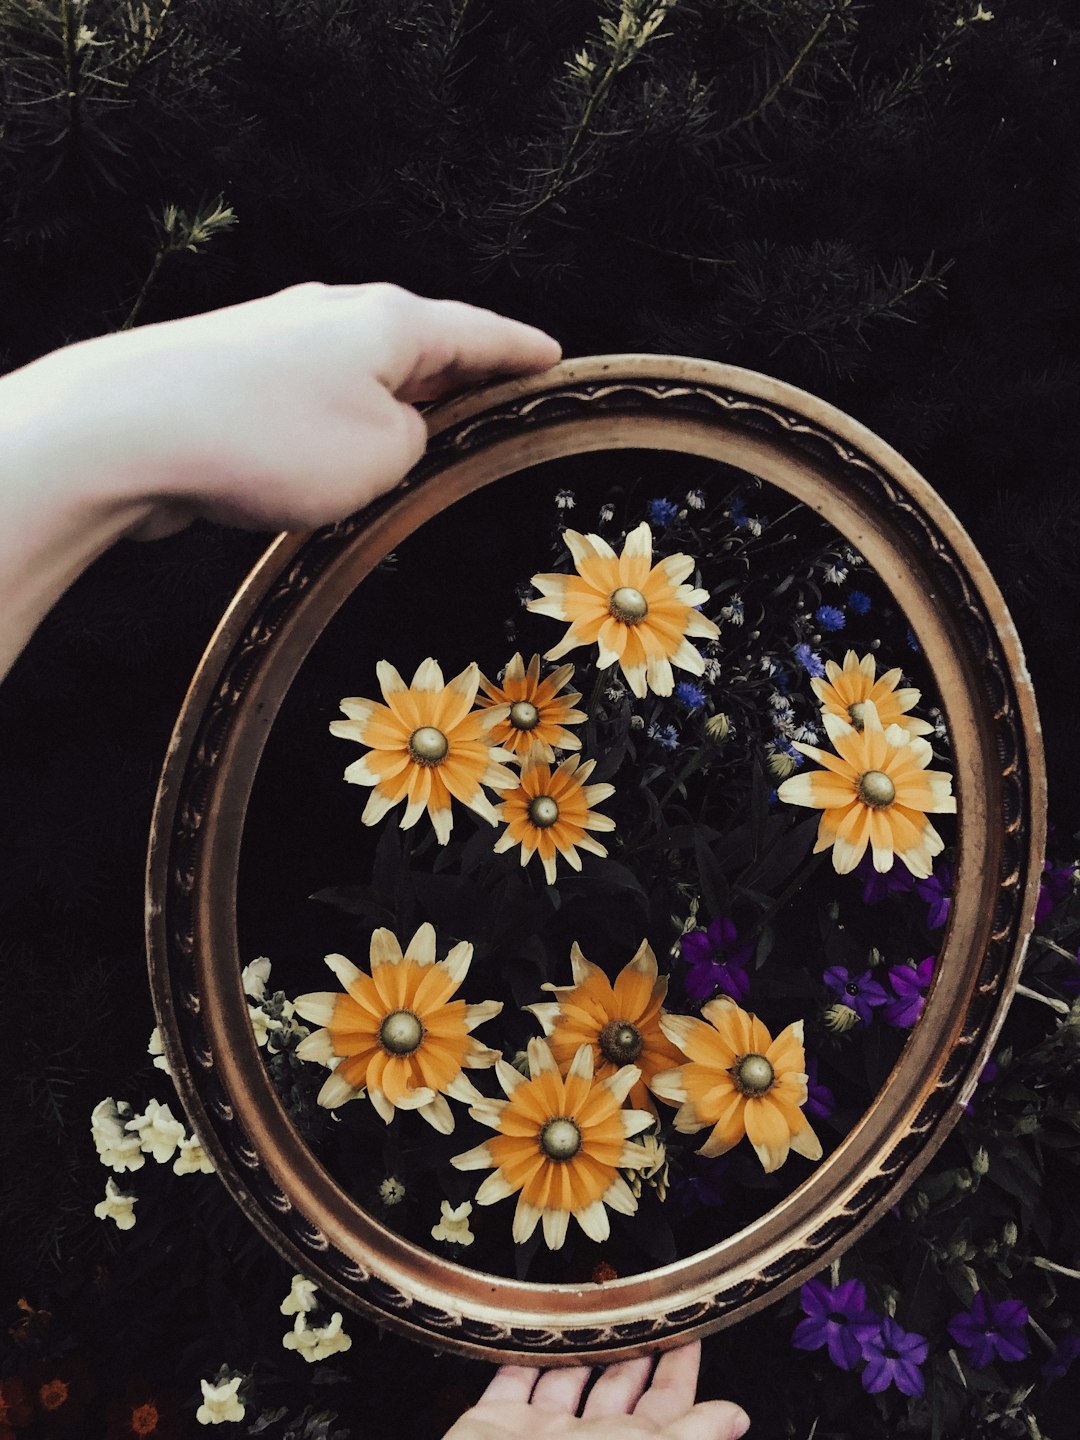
[811,650,933,738]
[330,658,516,844]
[527,522,719,699]
[293,923,502,1133]
[451,1038,655,1249]
[476,653,586,763]
[492,755,615,884]
[653,997,822,1174]
[777,701,956,877]
[525,940,683,1115]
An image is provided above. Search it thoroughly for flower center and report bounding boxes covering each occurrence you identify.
[379,1009,424,1055]
[609,586,649,624]
[39,1381,68,1412]
[857,769,895,807]
[734,1053,775,1095]
[528,795,560,828]
[509,700,541,731]
[846,982,860,996]
[132,1404,161,1436]
[598,1020,644,1064]
[408,726,449,764]
[539,1116,582,1161]
[847,701,866,730]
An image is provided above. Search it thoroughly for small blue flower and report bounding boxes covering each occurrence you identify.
[647,721,679,751]
[729,498,748,527]
[794,643,826,678]
[815,604,845,632]
[674,681,706,711]
[648,497,679,527]
[906,627,921,653]
[847,590,871,615]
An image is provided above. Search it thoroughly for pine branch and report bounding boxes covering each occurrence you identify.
[515,0,680,219]
[120,193,237,329]
[722,1,845,135]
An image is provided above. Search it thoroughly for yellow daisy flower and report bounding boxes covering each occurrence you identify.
[493,755,615,884]
[293,923,502,1133]
[527,522,720,699]
[451,1037,655,1250]
[476,653,587,763]
[811,650,933,738]
[652,997,822,1173]
[777,700,956,876]
[330,658,516,845]
[525,940,684,1115]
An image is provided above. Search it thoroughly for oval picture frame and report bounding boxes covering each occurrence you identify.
[146,355,1044,1364]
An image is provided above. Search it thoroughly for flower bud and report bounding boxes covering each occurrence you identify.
[971,1147,990,1176]
[1002,1221,1018,1247]
[824,1002,860,1033]
[705,713,731,743]
[767,750,797,780]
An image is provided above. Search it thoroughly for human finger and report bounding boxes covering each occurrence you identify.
[632,1344,701,1427]
[476,1365,541,1407]
[529,1365,593,1414]
[662,1401,750,1440]
[582,1356,653,1418]
[373,293,561,403]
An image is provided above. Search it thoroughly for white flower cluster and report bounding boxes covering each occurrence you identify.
[279,1275,353,1363]
[243,957,309,1053]
[431,1199,474,1246]
[91,1092,214,1230]
[196,1375,246,1426]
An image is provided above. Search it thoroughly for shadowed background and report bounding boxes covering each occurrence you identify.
[1,2,1078,1435]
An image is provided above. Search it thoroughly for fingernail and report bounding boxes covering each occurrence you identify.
[728,1406,751,1439]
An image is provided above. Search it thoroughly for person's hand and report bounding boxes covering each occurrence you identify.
[443,1344,749,1440]
[4,281,561,538]
[0,282,560,675]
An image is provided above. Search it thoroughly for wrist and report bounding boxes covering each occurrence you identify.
[0,351,154,678]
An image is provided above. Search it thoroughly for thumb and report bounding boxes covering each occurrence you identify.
[661,1401,751,1440]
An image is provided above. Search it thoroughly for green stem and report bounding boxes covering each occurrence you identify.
[657,747,708,809]
[1015,982,1070,1016]
[60,0,81,155]
[723,9,834,134]
[120,247,166,331]
[747,851,828,939]
[1033,1256,1080,1281]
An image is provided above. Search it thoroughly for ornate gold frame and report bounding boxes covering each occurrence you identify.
[146,356,1044,1364]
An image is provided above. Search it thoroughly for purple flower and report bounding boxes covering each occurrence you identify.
[674,681,706,711]
[855,853,915,904]
[648,497,679,527]
[804,1055,834,1121]
[916,864,953,929]
[883,956,935,1029]
[1042,1333,1080,1382]
[1036,861,1075,923]
[795,643,825,678]
[670,1153,730,1216]
[948,1292,1030,1369]
[816,604,845,632]
[679,919,752,1002]
[964,1058,999,1115]
[859,1316,929,1396]
[792,1278,879,1371]
[848,590,871,615]
[823,967,889,1026]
